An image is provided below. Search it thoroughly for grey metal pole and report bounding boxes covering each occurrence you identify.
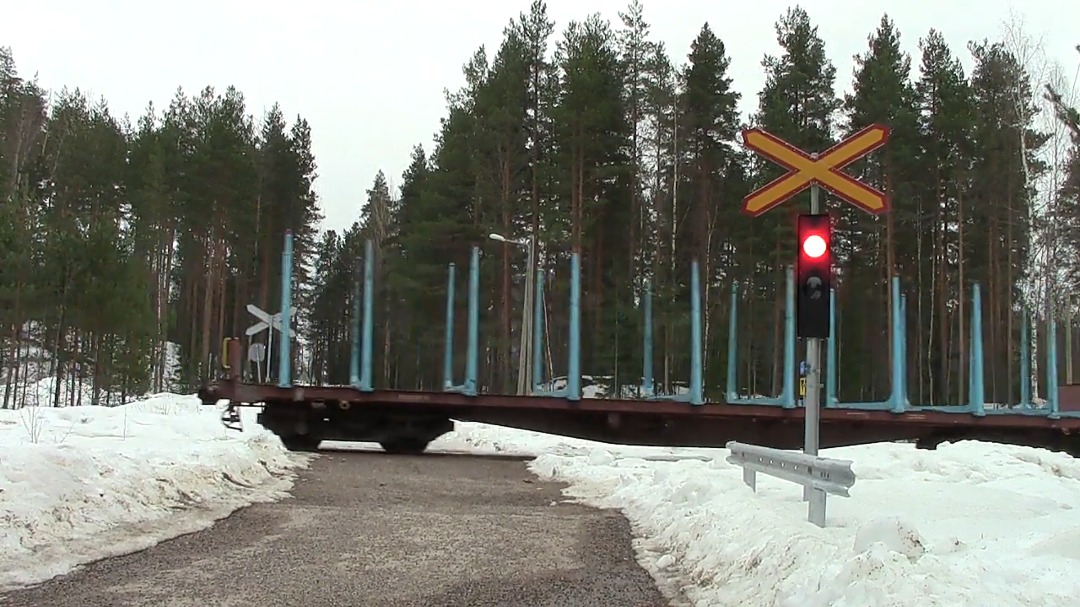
[517,238,536,395]
[526,238,537,391]
[803,176,827,526]
[1066,296,1073,385]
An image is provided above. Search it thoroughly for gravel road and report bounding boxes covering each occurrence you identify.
[0,447,671,607]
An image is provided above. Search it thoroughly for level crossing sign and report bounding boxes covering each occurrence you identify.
[741,124,891,216]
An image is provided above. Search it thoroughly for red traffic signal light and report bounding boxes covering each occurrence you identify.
[802,234,827,259]
[796,214,831,338]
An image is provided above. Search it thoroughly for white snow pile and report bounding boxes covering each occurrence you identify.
[0,393,307,590]
[438,421,1080,607]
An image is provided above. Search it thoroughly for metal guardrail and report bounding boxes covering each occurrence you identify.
[725,441,857,527]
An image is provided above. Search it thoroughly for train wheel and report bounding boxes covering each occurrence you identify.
[280,434,322,452]
[379,437,430,455]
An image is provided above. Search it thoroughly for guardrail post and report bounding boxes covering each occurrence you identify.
[742,466,755,492]
[807,482,826,526]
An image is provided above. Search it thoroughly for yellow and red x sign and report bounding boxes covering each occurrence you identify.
[741,124,891,217]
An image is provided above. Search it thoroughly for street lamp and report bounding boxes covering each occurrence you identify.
[489,232,536,395]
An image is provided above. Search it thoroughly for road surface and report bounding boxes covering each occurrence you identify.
[1,447,671,607]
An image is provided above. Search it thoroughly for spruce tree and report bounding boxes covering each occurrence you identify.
[751,6,840,397]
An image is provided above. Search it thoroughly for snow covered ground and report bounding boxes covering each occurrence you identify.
[0,393,308,590]
[3,391,1078,607]
[433,422,1080,607]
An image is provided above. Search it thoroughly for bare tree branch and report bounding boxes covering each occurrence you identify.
[1043,44,1080,141]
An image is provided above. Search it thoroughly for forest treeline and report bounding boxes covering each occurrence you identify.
[0,49,320,406]
[1,2,1078,408]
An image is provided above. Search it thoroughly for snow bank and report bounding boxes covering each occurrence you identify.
[438,421,1080,607]
[530,440,1080,607]
[0,393,307,589]
[7,400,1073,606]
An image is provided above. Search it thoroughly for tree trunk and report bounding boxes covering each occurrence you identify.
[771,236,783,396]
[1006,205,1015,403]
[200,235,217,377]
[958,191,967,404]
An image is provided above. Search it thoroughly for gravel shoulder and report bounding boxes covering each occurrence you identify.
[0,448,670,607]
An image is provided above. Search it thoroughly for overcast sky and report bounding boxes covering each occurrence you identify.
[3,1,1078,233]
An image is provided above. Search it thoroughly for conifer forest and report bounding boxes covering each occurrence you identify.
[1,2,1079,409]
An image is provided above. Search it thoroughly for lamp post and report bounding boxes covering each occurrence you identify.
[489,232,535,395]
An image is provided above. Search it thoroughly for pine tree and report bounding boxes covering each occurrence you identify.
[618,0,655,286]
[675,23,747,393]
[388,145,444,388]
[843,14,921,399]
[967,40,1048,403]
[751,6,840,397]
[552,13,633,384]
[914,29,977,404]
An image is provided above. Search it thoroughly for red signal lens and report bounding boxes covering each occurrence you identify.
[802,234,827,259]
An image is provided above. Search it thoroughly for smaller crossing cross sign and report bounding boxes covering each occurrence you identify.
[246,304,296,338]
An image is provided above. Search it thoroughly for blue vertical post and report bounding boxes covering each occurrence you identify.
[358,239,375,392]
[277,230,293,388]
[826,287,837,407]
[972,302,980,406]
[464,245,480,395]
[1020,310,1031,407]
[568,252,582,401]
[349,266,361,387]
[643,281,654,398]
[532,268,545,391]
[889,277,905,413]
[689,260,704,405]
[443,263,456,390]
[900,293,909,407]
[782,266,796,408]
[726,282,739,401]
[1049,310,1060,417]
[969,283,985,416]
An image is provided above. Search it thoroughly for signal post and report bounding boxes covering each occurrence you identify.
[799,189,829,473]
[740,124,890,510]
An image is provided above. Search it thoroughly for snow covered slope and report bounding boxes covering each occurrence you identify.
[435,422,1080,607]
[0,394,307,589]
